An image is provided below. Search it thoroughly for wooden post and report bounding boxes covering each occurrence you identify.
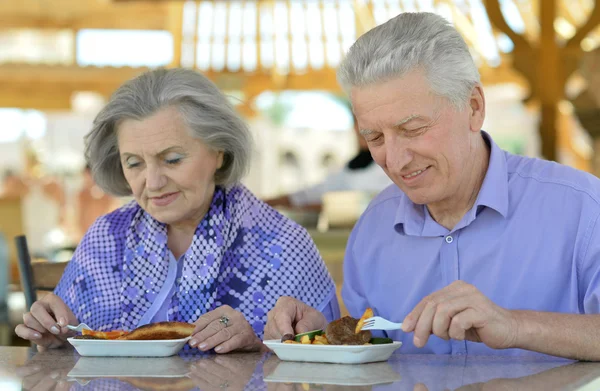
[167,1,184,68]
[538,0,559,161]
[484,0,600,162]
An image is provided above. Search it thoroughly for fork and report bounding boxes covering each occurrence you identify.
[360,317,403,331]
[66,323,92,333]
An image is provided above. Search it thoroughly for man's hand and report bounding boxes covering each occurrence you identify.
[402,281,519,350]
[264,297,327,341]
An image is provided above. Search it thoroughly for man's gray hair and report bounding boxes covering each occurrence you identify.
[337,12,480,109]
[85,68,253,196]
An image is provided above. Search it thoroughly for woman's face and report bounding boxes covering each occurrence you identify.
[117,106,224,228]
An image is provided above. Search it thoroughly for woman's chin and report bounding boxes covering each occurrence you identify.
[144,207,181,225]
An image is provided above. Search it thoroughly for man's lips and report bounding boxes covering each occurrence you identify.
[401,166,430,180]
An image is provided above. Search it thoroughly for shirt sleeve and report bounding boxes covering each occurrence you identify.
[341,226,370,319]
[580,212,600,314]
[319,294,341,323]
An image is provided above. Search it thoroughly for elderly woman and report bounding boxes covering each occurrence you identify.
[15,68,339,353]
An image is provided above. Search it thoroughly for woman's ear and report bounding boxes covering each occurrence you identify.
[216,151,225,169]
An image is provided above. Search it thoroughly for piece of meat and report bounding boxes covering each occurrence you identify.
[117,321,195,340]
[82,329,129,340]
[325,316,371,345]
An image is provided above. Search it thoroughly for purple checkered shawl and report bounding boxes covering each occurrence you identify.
[55,185,335,337]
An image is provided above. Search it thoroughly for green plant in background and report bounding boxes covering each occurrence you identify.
[264,94,293,126]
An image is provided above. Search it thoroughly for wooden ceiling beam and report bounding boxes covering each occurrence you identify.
[0,87,73,110]
[0,1,170,30]
[0,60,525,111]
[0,12,169,30]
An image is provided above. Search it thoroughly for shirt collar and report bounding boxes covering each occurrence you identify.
[394,131,509,236]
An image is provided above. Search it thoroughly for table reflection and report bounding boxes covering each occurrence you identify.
[7,347,600,391]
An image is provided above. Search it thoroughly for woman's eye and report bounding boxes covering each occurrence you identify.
[126,161,140,169]
[166,157,182,165]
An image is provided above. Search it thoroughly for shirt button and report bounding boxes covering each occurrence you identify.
[445,236,453,243]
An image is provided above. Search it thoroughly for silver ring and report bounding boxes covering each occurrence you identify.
[220,381,229,388]
[219,315,229,327]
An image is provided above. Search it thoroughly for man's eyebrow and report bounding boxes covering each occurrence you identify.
[359,128,376,137]
[393,114,425,127]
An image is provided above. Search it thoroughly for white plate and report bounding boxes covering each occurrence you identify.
[67,336,191,357]
[67,356,190,378]
[265,360,401,386]
[263,340,402,364]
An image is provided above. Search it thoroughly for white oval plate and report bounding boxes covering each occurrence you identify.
[263,340,402,364]
[67,356,190,378]
[67,336,191,357]
[264,360,401,386]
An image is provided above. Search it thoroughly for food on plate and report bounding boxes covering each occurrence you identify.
[72,321,195,341]
[354,308,374,334]
[293,330,324,343]
[117,321,195,340]
[325,316,371,345]
[281,308,392,346]
[74,330,129,340]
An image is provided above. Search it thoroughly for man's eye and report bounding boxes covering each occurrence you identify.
[407,126,427,134]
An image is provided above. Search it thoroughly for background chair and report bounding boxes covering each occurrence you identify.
[14,235,67,311]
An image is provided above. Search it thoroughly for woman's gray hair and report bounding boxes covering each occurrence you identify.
[337,12,480,110]
[85,68,253,196]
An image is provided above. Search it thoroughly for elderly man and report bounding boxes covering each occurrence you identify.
[265,12,600,360]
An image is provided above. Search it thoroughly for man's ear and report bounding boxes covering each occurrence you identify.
[469,85,485,132]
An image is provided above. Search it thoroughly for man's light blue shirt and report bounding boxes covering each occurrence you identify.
[342,132,600,356]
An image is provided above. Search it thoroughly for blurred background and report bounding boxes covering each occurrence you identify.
[1,0,599,349]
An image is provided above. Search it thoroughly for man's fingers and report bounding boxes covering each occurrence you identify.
[448,308,477,341]
[412,300,437,348]
[402,296,432,332]
[431,296,470,340]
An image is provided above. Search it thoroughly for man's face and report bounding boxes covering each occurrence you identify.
[351,70,485,207]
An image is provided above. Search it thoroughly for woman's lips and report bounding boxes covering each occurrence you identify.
[150,192,180,207]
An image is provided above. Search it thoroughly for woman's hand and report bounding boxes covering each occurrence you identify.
[190,305,263,353]
[264,296,327,341]
[14,293,78,350]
